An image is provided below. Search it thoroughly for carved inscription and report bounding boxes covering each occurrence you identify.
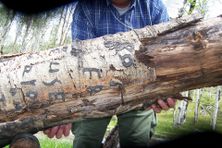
[42,78,62,86]
[21,80,36,86]
[26,91,38,100]
[71,44,82,57]
[104,41,135,68]
[49,62,60,73]
[83,68,101,79]
[87,85,104,95]
[20,60,64,104]
[49,48,60,55]
[48,92,65,102]
[104,41,121,50]
[119,54,134,68]
[23,65,33,76]
[104,41,134,52]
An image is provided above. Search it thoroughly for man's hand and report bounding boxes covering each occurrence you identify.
[43,123,72,139]
[149,97,176,113]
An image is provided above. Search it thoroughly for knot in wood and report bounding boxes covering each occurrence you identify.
[189,31,208,50]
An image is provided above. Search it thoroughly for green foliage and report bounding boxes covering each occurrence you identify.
[194,0,208,16]
[39,138,72,148]
[0,2,73,54]
[179,0,208,17]
[104,116,118,138]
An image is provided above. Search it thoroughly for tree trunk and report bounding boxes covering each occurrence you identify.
[211,86,220,130]
[0,10,16,54]
[194,89,201,124]
[174,91,190,126]
[1,14,222,146]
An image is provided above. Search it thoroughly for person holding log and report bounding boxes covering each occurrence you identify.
[44,0,177,148]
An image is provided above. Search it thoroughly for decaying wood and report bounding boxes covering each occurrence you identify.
[1,14,222,145]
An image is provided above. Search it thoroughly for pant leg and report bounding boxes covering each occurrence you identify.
[117,109,157,148]
[72,117,111,148]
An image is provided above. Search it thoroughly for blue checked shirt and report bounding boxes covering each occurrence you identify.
[72,0,169,40]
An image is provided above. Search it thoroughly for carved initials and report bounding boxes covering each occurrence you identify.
[26,91,38,100]
[119,54,134,68]
[21,80,36,86]
[48,92,65,101]
[49,62,60,73]
[22,65,33,76]
[87,85,103,95]
[83,68,101,79]
[42,78,62,86]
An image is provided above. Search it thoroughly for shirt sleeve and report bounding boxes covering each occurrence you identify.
[71,2,96,40]
[150,0,170,24]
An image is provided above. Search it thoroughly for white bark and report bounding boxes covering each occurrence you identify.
[174,91,189,126]
[194,89,201,124]
[211,86,220,130]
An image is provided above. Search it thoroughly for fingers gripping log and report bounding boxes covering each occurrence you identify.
[1,14,222,146]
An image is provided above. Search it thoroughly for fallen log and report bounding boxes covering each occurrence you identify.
[1,14,222,145]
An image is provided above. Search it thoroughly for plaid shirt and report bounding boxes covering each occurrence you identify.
[72,0,169,40]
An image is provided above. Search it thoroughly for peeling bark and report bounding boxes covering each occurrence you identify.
[1,14,222,146]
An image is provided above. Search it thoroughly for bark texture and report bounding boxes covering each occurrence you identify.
[1,14,222,145]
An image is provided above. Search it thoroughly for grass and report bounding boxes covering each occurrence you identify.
[155,97,222,139]
[39,138,72,148]
[34,132,73,148]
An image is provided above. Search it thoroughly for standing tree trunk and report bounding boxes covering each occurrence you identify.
[58,4,75,45]
[211,86,220,130]
[1,14,222,146]
[174,91,190,126]
[20,17,34,50]
[194,89,201,124]
[0,10,16,54]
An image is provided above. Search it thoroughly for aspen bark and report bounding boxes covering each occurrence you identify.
[211,86,220,130]
[1,14,222,145]
[194,89,201,124]
[174,91,189,126]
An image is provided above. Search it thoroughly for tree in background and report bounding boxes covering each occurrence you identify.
[0,2,76,54]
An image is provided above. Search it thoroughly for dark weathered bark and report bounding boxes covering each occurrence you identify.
[1,14,222,146]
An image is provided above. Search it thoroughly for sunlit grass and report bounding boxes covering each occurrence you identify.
[39,138,72,148]
[155,100,222,139]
